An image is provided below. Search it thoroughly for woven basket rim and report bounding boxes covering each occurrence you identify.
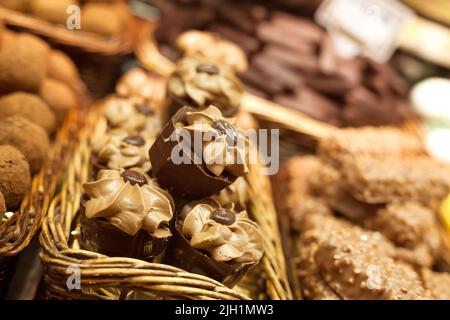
[0,6,151,56]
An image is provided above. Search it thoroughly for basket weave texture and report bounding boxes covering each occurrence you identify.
[40,86,292,300]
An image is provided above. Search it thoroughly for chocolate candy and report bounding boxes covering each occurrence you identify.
[123,135,146,147]
[135,103,154,116]
[196,64,220,75]
[121,169,148,186]
[210,208,236,226]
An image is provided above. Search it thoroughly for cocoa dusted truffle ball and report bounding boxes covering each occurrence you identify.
[0,116,50,174]
[0,34,48,94]
[30,0,78,25]
[0,92,56,134]
[81,3,124,36]
[47,50,79,88]
[39,78,77,125]
[0,145,31,209]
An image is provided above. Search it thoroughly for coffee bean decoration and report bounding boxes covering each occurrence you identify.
[135,103,154,116]
[121,170,148,186]
[196,64,220,75]
[123,135,145,147]
[212,120,238,146]
[210,208,236,226]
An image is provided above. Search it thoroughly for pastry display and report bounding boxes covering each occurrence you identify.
[149,105,249,198]
[0,145,31,210]
[80,169,175,260]
[73,65,262,289]
[165,199,263,287]
[275,126,450,300]
[167,56,243,117]
[156,0,412,127]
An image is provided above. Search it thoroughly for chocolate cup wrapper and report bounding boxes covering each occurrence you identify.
[79,196,170,261]
[150,106,235,199]
[166,94,191,121]
[167,92,238,120]
[164,221,254,287]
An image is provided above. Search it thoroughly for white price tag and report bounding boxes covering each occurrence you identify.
[315,0,415,63]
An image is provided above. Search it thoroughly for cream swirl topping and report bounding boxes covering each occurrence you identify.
[176,31,248,73]
[177,105,249,177]
[103,96,155,133]
[91,118,153,172]
[180,199,263,264]
[83,169,174,238]
[168,56,243,116]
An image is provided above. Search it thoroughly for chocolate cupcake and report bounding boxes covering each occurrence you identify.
[91,117,154,174]
[166,199,264,287]
[176,30,248,73]
[167,56,243,117]
[103,96,155,134]
[149,105,250,198]
[80,169,175,260]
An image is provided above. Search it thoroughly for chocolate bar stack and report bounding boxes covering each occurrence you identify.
[154,0,411,127]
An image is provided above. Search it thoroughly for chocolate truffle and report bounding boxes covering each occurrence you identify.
[166,199,264,287]
[47,50,79,88]
[0,145,31,209]
[39,78,77,126]
[81,3,124,36]
[0,35,47,94]
[29,0,78,25]
[0,116,50,174]
[167,56,243,117]
[176,30,248,73]
[81,169,175,260]
[150,106,250,198]
[0,92,56,134]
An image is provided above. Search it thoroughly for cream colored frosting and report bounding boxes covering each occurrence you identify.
[168,56,243,116]
[212,177,249,209]
[180,199,263,264]
[178,105,249,177]
[83,169,174,238]
[103,96,151,133]
[176,31,248,73]
[91,118,153,172]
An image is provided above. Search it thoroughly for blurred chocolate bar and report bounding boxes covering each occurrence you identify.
[154,0,411,128]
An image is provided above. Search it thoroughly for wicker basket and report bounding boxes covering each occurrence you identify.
[0,82,90,294]
[39,75,292,299]
[0,5,149,98]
